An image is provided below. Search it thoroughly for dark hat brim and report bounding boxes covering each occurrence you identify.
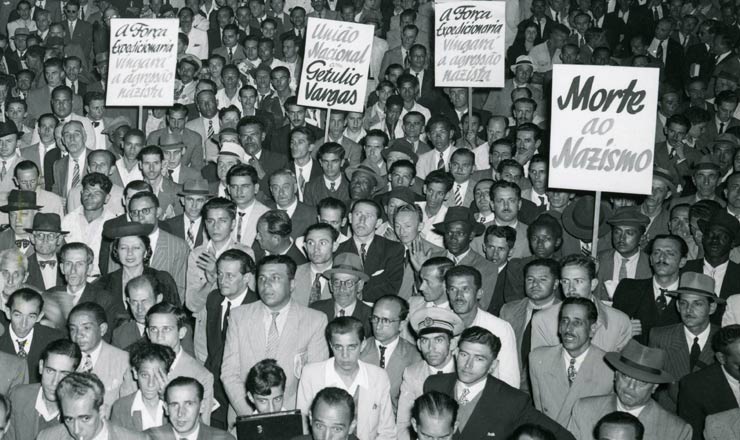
[323,267,370,282]
[24,227,69,234]
[603,352,674,384]
[0,203,43,213]
[562,199,612,241]
[666,287,726,304]
[433,220,485,236]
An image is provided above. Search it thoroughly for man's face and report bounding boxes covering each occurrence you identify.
[166,385,203,435]
[409,47,426,70]
[319,152,342,180]
[61,393,104,440]
[122,134,145,162]
[614,371,658,408]
[385,104,403,126]
[713,144,735,171]
[30,227,62,256]
[216,155,239,182]
[491,187,520,223]
[62,122,88,156]
[447,274,480,315]
[258,41,274,60]
[515,130,539,162]
[9,297,41,339]
[217,259,251,298]
[645,178,671,207]
[228,174,258,208]
[6,103,25,126]
[484,235,510,267]
[418,266,446,303]
[271,70,290,92]
[46,65,65,88]
[450,153,474,184]
[147,312,183,350]
[717,101,738,123]
[330,330,364,372]
[139,153,163,181]
[196,92,218,119]
[0,134,18,159]
[693,169,719,198]
[558,303,595,355]
[489,144,512,170]
[68,311,104,353]
[257,263,293,309]
[127,285,158,325]
[204,208,235,243]
[665,122,688,147]
[394,210,421,244]
[135,359,167,402]
[473,181,493,214]
[717,339,740,381]
[560,264,594,298]
[612,225,642,257]
[167,110,188,132]
[428,123,452,151]
[318,207,346,232]
[525,265,557,303]
[239,123,265,155]
[400,28,418,49]
[650,237,685,277]
[61,249,91,288]
[64,60,81,83]
[81,184,109,212]
[305,228,335,266]
[418,332,451,368]
[455,341,494,384]
[310,401,354,440]
[424,182,447,210]
[443,221,473,255]
[328,114,346,137]
[0,256,25,294]
[677,292,715,330]
[250,386,284,413]
[8,208,34,233]
[269,173,297,207]
[447,88,467,109]
[529,225,559,258]
[363,136,384,163]
[290,8,306,27]
[655,21,672,40]
[349,202,379,238]
[283,39,297,59]
[660,93,680,116]
[53,92,74,118]
[389,164,414,188]
[702,224,733,260]
[514,66,533,84]
[40,353,76,403]
[371,300,403,343]
[18,2,31,20]
[179,195,206,222]
[403,114,425,139]
[528,161,547,192]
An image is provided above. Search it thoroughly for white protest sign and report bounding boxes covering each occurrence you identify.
[549,65,660,195]
[297,18,374,113]
[107,18,179,107]
[434,1,506,88]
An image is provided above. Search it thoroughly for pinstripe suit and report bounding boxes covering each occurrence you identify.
[150,229,190,302]
[360,336,422,414]
[529,345,614,427]
[51,148,93,199]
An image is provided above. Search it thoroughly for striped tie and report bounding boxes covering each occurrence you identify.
[265,312,280,358]
[71,159,81,189]
[454,184,463,206]
[437,152,445,170]
[207,120,214,140]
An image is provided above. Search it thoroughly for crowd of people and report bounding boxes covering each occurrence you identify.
[0,0,739,438]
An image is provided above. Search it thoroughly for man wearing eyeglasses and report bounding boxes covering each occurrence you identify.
[309,252,373,338]
[360,295,421,415]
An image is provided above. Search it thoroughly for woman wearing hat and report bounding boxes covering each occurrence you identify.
[93,222,180,326]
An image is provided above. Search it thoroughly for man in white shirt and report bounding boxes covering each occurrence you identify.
[66,149,124,215]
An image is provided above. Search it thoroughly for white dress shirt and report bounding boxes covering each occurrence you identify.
[703,259,729,296]
[611,251,640,281]
[130,390,165,430]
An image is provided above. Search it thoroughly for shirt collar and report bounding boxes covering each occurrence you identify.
[455,376,487,402]
[8,325,33,348]
[34,386,59,421]
[130,390,165,429]
[222,288,250,309]
[86,340,104,367]
[616,397,647,417]
[334,301,357,317]
[429,357,455,375]
[325,359,370,393]
[172,422,200,440]
[683,324,711,349]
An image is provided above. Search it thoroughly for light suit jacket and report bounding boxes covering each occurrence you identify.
[0,350,28,396]
[360,336,422,414]
[704,408,740,440]
[6,383,48,440]
[529,345,614,427]
[296,359,396,440]
[568,394,692,440]
[37,422,149,440]
[91,341,136,417]
[220,301,329,416]
[169,350,214,424]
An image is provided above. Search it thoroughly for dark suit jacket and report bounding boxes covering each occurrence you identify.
[612,277,681,345]
[516,15,555,41]
[6,382,60,440]
[682,258,740,324]
[26,254,63,292]
[684,42,714,83]
[280,201,315,239]
[146,423,235,440]
[335,235,405,302]
[269,123,322,158]
[487,262,509,316]
[62,19,93,57]
[604,6,652,55]
[161,214,206,248]
[43,283,120,340]
[111,319,144,350]
[679,363,739,440]
[0,323,62,383]
[424,373,575,440]
[255,148,289,190]
[252,240,308,265]
[662,38,685,90]
[310,299,373,338]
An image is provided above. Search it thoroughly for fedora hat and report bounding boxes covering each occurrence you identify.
[510,55,534,73]
[323,253,369,282]
[178,179,214,196]
[158,132,186,151]
[604,340,674,384]
[381,143,419,164]
[562,195,612,241]
[0,120,23,138]
[24,213,68,234]
[103,221,154,239]
[667,272,725,304]
[410,307,464,337]
[101,116,132,134]
[607,206,650,229]
[694,155,721,173]
[653,166,677,194]
[433,206,485,236]
[698,210,740,244]
[0,190,43,213]
[218,141,246,162]
[345,164,384,194]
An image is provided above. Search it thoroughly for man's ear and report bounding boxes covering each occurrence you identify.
[99,322,108,337]
[487,358,499,376]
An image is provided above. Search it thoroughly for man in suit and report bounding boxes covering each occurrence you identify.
[679,325,740,439]
[298,316,395,440]
[597,207,653,297]
[568,341,692,440]
[0,189,39,257]
[68,302,134,417]
[223,163,270,247]
[654,115,702,182]
[612,234,684,345]
[704,408,740,439]
[379,24,418,79]
[294,223,338,305]
[25,63,85,122]
[61,0,93,56]
[149,104,205,170]
[51,120,92,199]
[253,209,308,264]
[475,180,532,261]
[424,326,574,439]
[682,210,740,324]
[6,339,81,440]
[397,308,463,440]
[530,297,615,427]
[288,126,324,203]
[109,342,175,431]
[221,255,330,416]
[160,134,200,186]
[36,372,148,440]
[637,168,675,240]
[704,90,740,144]
[266,168,315,239]
[532,254,633,353]
[162,179,209,250]
[445,149,478,208]
[182,91,218,168]
[416,116,457,180]
[213,24,249,64]
[111,274,161,350]
[204,249,259,429]
[146,302,214,425]
[239,116,289,190]
[137,146,183,220]
[650,273,720,412]
[146,377,235,440]
[483,225,518,316]
[269,99,322,158]
[358,295,421,414]
[320,111,363,168]
[44,243,122,331]
[0,289,63,383]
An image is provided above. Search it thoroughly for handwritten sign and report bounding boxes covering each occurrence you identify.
[297,18,374,113]
[549,65,660,195]
[434,1,505,88]
[107,18,179,106]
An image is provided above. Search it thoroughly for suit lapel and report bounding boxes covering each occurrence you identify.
[667,326,690,375]
[544,348,570,402]
[461,378,498,439]
[249,305,266,353]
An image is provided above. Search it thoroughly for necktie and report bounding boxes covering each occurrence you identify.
[379,345,387,368]
[437,152,445,170]
[339,309,345,316]
[360,243,367,265]
[81,6,85,21]
[653,6,660,21]
[521,308,539,366]
[221,301,231,333]
[330,181,336,191]
[79,353,93,372]
[236,212,245,243]
[69,21,75,36]
[16,340,27,358]
[690,336,701,371]
[70,82,76,94]
[457,388,470,405]
[167,168,174,180]
[228,47,233,63]
[0,161,7,181]
[538,195,546,206]
[618,257,629,280]
[186,219,196,248]
[567,357,577,385]
[207,120,215,140]
[668,146,676,160]
[92,120,100,128]
[309,273,322,304]
[39,260,56,269]
[15,239,31,250]
[265,312,280,358]
[298,170,306,195]
[71,159,81,189]
[454,184,463,206]
[555,11,560,23]
[656,41,664,62]
[720,122,725,134]
[656,288,668,311]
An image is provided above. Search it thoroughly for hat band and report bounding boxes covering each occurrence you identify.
[332,263,364,272]
[418,327,453,337]
[618,355,663,376]
[678,286,715,296]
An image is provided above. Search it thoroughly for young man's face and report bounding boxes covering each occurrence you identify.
[249,386,285,413]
